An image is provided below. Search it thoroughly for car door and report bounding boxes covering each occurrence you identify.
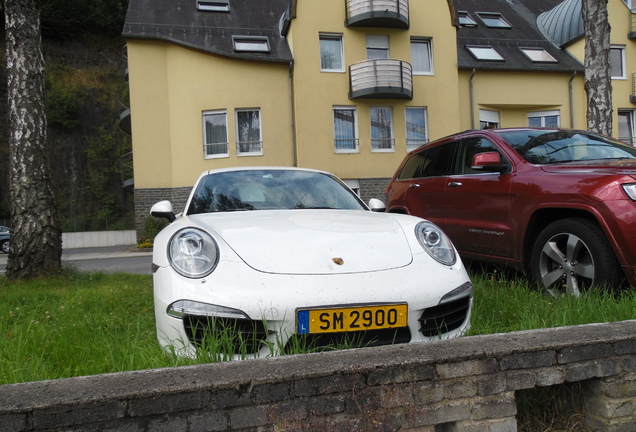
[438,136,515,259]
[398,141,459,227]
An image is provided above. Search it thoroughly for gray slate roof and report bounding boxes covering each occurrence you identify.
[453,0,584,72]
[122,0,293,63]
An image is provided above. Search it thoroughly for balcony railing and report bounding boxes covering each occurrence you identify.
[630,10,636,39]
[345,0,409,28]
[349,59,413,100]
[632,72,636,103]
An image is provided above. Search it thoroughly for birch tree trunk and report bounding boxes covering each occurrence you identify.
[582,0,613,135]
[4,0,62,279]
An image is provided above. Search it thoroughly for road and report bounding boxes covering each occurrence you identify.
[0,245,153,275]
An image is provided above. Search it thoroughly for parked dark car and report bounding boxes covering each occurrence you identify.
[386,128,636,296]
[0,225,9,254]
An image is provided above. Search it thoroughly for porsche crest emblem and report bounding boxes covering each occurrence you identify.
[332,257,344,266]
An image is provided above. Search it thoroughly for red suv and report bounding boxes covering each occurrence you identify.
[386,128,636,296]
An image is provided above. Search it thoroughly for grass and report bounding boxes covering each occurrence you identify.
[1,265,636,385]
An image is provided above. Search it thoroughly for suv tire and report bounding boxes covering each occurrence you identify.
[531,218,623,296]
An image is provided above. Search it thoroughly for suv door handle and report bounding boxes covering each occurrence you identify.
[409,184,420,189]
[448,182,462,188]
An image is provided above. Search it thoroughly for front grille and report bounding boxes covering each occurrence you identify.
[284,327,411,354]
[183,315,269,355]
[418,296,471,337]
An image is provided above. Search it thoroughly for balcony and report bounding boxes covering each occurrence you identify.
[345,0,409,29]
[349,59,413,100]
[632,72,636,103]
[630,10,636,39]
[119,108,131,135]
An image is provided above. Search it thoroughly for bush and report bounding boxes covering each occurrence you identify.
[138,216,168,246]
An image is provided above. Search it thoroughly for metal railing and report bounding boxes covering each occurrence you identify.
[237,141,263,154]
[349,59,413,99]
[204,142,229,157]
[334,138,359,152]
[346,0,409,26]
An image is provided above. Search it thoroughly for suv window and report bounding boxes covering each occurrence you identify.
[397,142,457,180]
[459,137,508,174]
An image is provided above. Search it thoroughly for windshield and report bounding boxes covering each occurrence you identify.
[187,169,366,215]
[495,129,636,164]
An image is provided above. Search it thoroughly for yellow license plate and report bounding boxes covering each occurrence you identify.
[296,303,408,334]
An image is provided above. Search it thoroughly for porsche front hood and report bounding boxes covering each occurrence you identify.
[193,210,414,274]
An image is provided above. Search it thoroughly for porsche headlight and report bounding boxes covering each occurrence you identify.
[168,228,218,278]
[415,221,456,266]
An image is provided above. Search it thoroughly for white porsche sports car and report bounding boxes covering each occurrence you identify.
[150,167,472,359]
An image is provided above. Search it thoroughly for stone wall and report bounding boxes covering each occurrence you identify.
[2,321,636,431]
[134,187,192,232]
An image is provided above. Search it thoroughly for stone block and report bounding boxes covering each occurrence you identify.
[500,350,555,370]
[436,358,498,379]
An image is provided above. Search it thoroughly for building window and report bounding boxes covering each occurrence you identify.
[528,110,560,127]
[520,48,557,63]
[236,109,262,155]
[466,45,504,61]
[405,107,428,152]
[370,107,394,152]
[197,0,229,12]
[619,109,636,146]
[203,110,228,158]
[480,109,500,129]
[333,107,358,153]
[411,38,433,74]
[232,36,270,53]
[320,34,344,72]
[610,46,626,79]
[457,11,477,26]
[342,179,360,195]
[366,35,389,59]
[476,12,512,28]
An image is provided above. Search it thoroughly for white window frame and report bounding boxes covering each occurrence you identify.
[333,106,359,153]
[202,110,229,159]
[366,35,390,60]
[319,33,344,72]
[618,109,636,146]
[480,109,500,129]
[342,179,360,195]
[410,38,434,75]
[527,110,560,127]
[476,12,512,28]
[611,45,626,79]
[457,11,477,26]
[466,45,504,61]
[197,0,229,12]
[370,106,394,153]
[235,108,263,156]
[520,48,557,63]
[232,36,270,53]
[405,107,428,152]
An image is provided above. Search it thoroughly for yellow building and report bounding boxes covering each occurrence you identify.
[122,0,636,230]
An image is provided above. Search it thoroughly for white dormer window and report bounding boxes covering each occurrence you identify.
[232,36,270,53]
[520,48,557,63]
[466,45,504,61]
[476,12,511,28]
[457,11,477,26]
[197,0,229,12]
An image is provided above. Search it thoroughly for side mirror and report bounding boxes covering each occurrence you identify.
[150,200,176,222]
[471,152,510,173]
[368,198,386,212]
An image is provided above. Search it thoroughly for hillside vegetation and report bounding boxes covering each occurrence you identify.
[0,0,132,231]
